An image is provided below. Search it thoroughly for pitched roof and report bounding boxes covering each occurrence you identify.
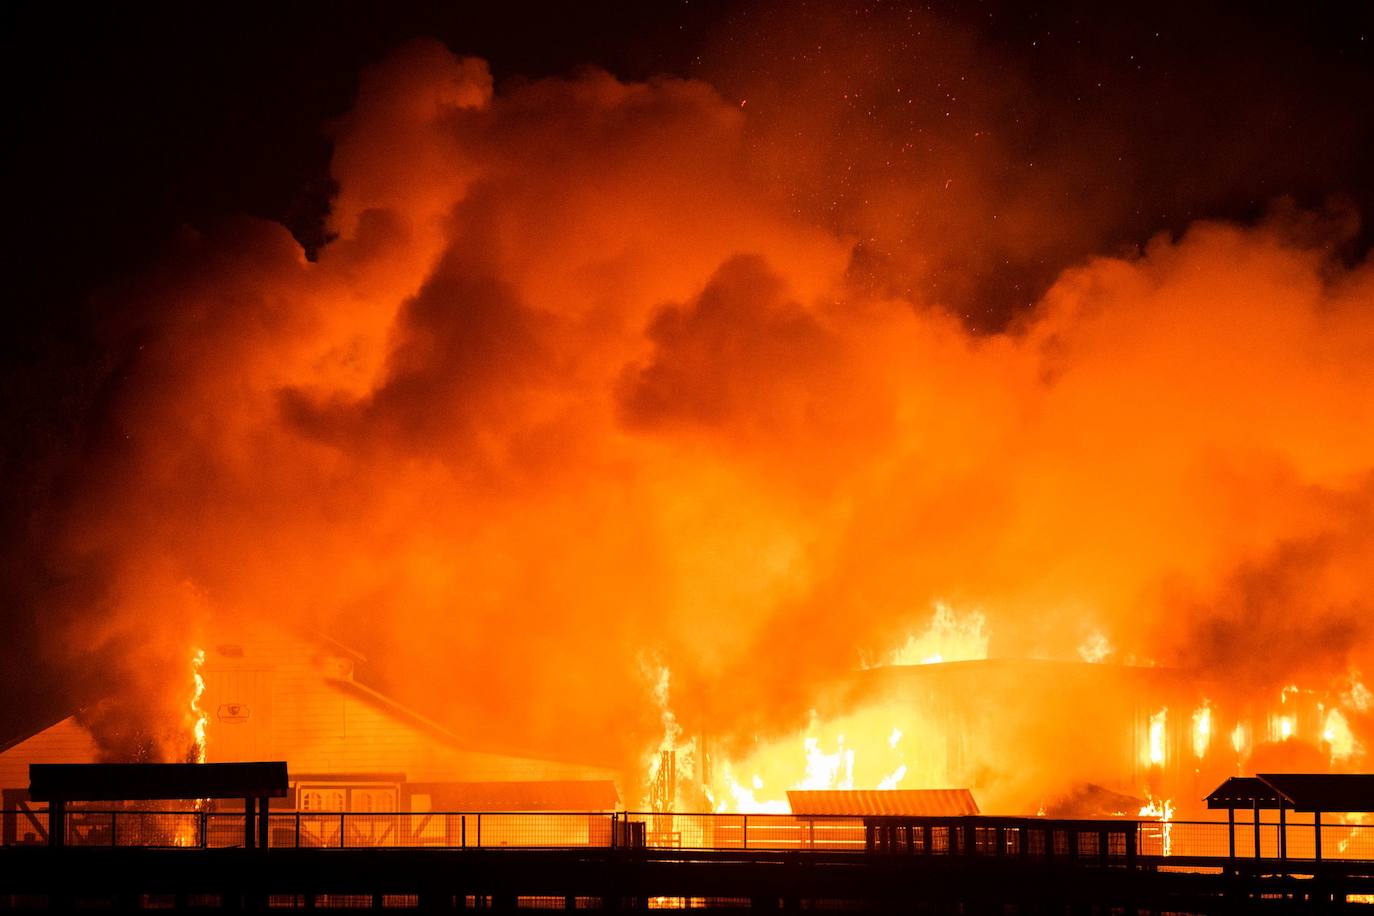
[786,789,979,817]
[1045,782,1146,818]
[1205,776,1288,810]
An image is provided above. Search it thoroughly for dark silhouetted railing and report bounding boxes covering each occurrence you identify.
[5,808,1374,864]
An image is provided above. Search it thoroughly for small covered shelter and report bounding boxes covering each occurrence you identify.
[787,788,979,818]
[1205,773,1374,861]
[787,789,982,855]
[30,762,288,849]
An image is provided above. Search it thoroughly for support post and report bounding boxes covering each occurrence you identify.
[1279,805,1287,860]
[1315,810,1322,861]
[48,799,64,848]
[244,797,255,849]
[1253,800,1261,859]
[1227,807,1235,859]
[258,797,269,849]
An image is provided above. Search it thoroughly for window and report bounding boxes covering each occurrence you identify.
[350,789,397,812]
[299,788,346,812]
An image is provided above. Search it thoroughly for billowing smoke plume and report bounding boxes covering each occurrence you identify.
[24,38,1374,798]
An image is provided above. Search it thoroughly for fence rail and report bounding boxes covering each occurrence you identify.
[5,808,1374,864]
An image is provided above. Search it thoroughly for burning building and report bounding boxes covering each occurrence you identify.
[643,605,1371,820]
[1,19,1372,841]
[0,624,618,821]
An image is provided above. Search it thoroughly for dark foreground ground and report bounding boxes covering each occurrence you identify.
[3,846,1374,914]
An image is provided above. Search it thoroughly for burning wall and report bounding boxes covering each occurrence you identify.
[13,39,1374,809]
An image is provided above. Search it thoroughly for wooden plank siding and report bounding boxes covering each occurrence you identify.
[203,626,613,784]
[0,718,99,790]
[2,625,617,808]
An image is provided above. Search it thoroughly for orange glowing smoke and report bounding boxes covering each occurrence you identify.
[42,38,1374,810]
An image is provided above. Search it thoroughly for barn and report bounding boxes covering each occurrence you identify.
[0,623,619,823]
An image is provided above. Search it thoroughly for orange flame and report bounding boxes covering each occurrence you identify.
[1191,701,1212,759]
[1139,795,1174,857]
[189,648,208,765]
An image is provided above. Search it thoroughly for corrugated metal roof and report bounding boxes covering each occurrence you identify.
[786,789,979,817]
[1258,774,1374,813]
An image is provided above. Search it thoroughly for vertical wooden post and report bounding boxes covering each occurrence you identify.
[258,797,269,849]
[1279,805,1287,860]
[1252,800,1261,859]
[244,797,255,849]
[1315,810,1322,861]
[1227,807,1235,859]
[48,799,64,848]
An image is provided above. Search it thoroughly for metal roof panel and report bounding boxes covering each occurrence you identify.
[786,789,979,817]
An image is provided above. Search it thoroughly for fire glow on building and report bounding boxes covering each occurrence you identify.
[2,6,1373,832]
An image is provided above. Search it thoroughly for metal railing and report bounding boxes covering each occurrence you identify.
[5,809,1374,863]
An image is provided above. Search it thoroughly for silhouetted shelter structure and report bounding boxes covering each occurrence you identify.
[29,762,287,850]
[1205,773,1374,861]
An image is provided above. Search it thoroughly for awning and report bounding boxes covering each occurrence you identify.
[1205,774,1374,813]
[30,762,289,801]
[1205,776,1288,810]
[1258,774,1374,813]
